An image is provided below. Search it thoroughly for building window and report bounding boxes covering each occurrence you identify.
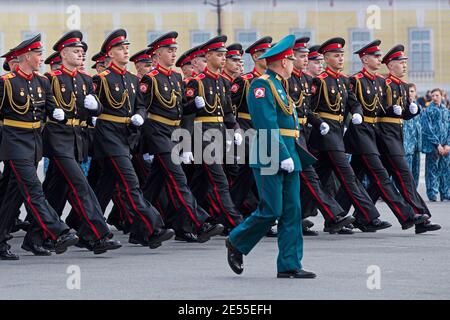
[409,28,433,81]
[147,31,165,45]
[349,29,372,74]
[290,28,315,45]
[191,30,213,48]
[236,29,258,73]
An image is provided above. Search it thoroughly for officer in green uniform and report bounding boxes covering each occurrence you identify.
[225,35,316,279]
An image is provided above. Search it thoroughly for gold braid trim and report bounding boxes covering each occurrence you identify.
[267,79,294,115]
[150,76,178,109]
[4,78,31,115]
[197,78,221,114]
[320,78,342,112]
[355,78,378,112]
[51,76,75,111]
[386,83,393,107]
[99,76,128,109]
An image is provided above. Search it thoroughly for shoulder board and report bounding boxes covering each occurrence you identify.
[183,77,192,84]
[48,70,62,77]
[353,72,364,79]
[146,70,159,78]
[79,70,92,77]
[1,73,15,80]
[317,72,328,80]
[241,73,254,80]
[194,73,206,81]
[258,74,270,81]
[385,78,392,85]
[98,70,110,77]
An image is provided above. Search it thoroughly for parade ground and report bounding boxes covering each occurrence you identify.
[0,178,448,300]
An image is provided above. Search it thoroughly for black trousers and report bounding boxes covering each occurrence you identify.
[337,154,416,224]
[95,156,165,238]
[0,159,68,250]
[42,157,110,241]
[190,163,243,229]
[230,162,259,217]
[300,165,343,222]
[367,154,432,217]
[143,153,209,233]
[315,151,380,225]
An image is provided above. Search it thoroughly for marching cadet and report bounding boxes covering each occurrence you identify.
[1,50,19,74]
[226,35,316,279]
[92,29,174,248]
[222,43,243,84]
[309,37,391,232]
[176,48,195,79]
[184,35,243,233]
[306,45,324,77]
[336,40,426,230]
[229,36,272,217]
[0,34,79,260]
[130,49,153,80]
[138,31,224,243]
[91,52,110,74]
[367,45,441,234]
[44,52,62,72]
[285,37,354,235]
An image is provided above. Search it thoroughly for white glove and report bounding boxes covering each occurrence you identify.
[53,108,65,121]
[234,132,243,145]
[91,116,97,127]
[143,153,154,162]
[393,104,402,116]
[84,94,98,110]
[280,157,295,173]
[409,102,418,115]
[352,113,363,125]
[226,139,232,152]
[194,96,205,109]
[320,122,330,135]
[130,114,144,126]
[180,151,194,164]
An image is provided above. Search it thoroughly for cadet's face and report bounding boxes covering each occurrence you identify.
[431,91,442,105]
[62,47,84,68]
[307,60,324,76]
[181,64,194,78]
[363,54,382,71]
[388,59,407,78]
[159,47,177,67]
[409,87,416,100]
[28,51,43,71]
[324,52,344,70]
[192,56,207,73]
[8,61,18,71]
[294,52,308,70]
[96,64,106,73]
[253,52,267,69]
[208,51,226,69]
[135,61,152,76]
[109,44,130,65]
[225,58,240,75]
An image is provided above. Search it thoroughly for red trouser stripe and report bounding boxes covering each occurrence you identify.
[67,193,82,218]
[157,155,201,228]
[207,193,220,217]
[53,158,101,240]
[387,156,421,215]
[327,152,371,222]
[361,155,407,221]
[166,181,178,210]
[203,164,236,227]
[300,172,335,220]
[115,183,134,224]
[109,157,153,234]
[9,160,57,240]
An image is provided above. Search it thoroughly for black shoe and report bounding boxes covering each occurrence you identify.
[175,232,198,243]
[401,214,428,230]
[303,227,319,236]
[197,223,224,243]
[75,238,94,251]
[42,239,55,252]
[302,219,314,229]
[148,229,175,249]
[225,237,243,274]
[266,226,278,237]
[55,232,79,254]
[354,218,392,232]
[415,221,441,234]
[337,226,354,234]
[21,241,51,256]
[0,249,19,260]
[323,216,355,234]
[12,218,30,233]
[91,238,122,254]
[277,269,316,279]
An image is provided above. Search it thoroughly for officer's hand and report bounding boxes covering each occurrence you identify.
[91,116,97,127]
[437,144,445,156]
[409,102,418,115]
[351,113,363,125]
[280,157,295,173]
[130,114,144,126]
[194,96,205,109]
[444,145,450,155]
[53,108,65,121]
[180,151,194,164]
[393,104,402,116]
[320,122,330,135]
[234,132,243,145]
[84,94,98,110]
[143,153,154,162]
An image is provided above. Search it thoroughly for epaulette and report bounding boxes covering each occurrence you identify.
[146,70,159,77]
[1,73,15,80]
[98,70,110,77]
[353,72,364,79]
[48,70,62,77]
[385,78,392,85]
[317,72,328,80]
[258,74,270,81]
[241,73,254,80]
[194,73,206,81]
[79,70,92,78]
[183,77,192,84]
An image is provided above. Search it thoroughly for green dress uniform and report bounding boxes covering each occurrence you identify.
[228,35,315,273]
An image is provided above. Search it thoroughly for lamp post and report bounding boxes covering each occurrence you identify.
[204,0,234,36]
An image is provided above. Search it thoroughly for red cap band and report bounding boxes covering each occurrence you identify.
[16,41,43,56]
[57,37,81,52]
[359,46,380,57]
[226,50,241,57]
[154,38,177,50]
[265,48,294,63]
[205,42,225,51]
[321,43,343,53]
[133,54,151,62]
[106,36,126,52]
[294,42,307,49]
[249,43,271,55]
[384,51,404,63]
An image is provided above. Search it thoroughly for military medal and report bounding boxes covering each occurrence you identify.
[115,84,120,92]
[294,86,298,92]
[223,87,226,93]
[20,88,25,96]
[61,85,66,93]
[82,84,87,95]
[209,87,213,95]
[37,86,42,98]
[367,89,371,94]
[331,87,335,94]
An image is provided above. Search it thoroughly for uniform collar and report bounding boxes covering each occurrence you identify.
[326,66,340,79]
[15,66,34,81]
[221,70,233,82]
[157,64,172,76]
[204,67,220,80]
[110,62,127,75]
[252,68,263,78]
[388,73,405,85]
[362,68,375,81]
[266,69,283,81]
[292,67,302,77]
[60,64,78,77]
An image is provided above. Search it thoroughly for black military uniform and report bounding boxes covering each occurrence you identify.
[309,37,390,232]
[184,35,243,231]
[92,29,173,248]
[366,45,440,234]
[228,36,272,217]
[0,35,78,259]
[333,40,424,230]
[284,37,354,234]
[138,31,223,243]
